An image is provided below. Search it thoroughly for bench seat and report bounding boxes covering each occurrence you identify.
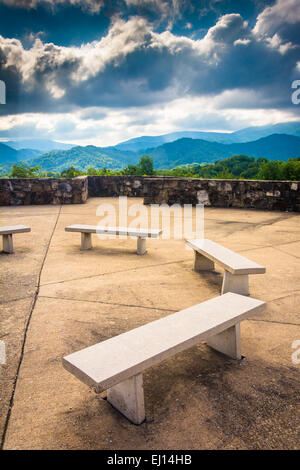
[0,225,31,254]
[65,225,162,254]
[186,239,266,295]
[63,292,265,424]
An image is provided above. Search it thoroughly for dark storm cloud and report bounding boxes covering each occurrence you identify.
[254,0,300,44]
[0,0,275,44]
[0,2,299,117]
[1,0,104,13]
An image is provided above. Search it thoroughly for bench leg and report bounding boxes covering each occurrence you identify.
[221,271,249,295]
[2,234,14,254]
[107,374,145,425]
[206,324,242,360]
[81,232,92,250]
[137,237,147,255]
[194,251,214,271]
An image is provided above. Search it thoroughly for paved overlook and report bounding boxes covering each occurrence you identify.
[0,198,299,449]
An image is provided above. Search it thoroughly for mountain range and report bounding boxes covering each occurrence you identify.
[0,142,43,164]
[4,139,74,152]
[1,121,300,174]
[146,134,300,169]
[10,133,300,172]
[114,121,300,151]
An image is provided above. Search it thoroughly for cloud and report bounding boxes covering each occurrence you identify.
[254,0,300,45]
[0,0,104,13]
[0,97,298,147]
[205,13,250,44]
[0,11,299,124]
[0,0,184,21]
[125,0,186,29]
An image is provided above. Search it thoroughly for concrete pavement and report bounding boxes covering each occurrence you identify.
[0,198,299,449]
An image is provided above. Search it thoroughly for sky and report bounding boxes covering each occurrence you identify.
[0,0,299,146]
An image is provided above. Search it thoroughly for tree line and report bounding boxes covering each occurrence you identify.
[7,154,300,181]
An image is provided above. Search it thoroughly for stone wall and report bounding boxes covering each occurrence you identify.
[87,175,300,212]
[87,175,145,198]
[0,175,299,211]
[0,176,88,205]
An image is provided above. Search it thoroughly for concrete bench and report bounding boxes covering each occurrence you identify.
[186,239,266,296]
[63,292,265,424]
[65,225,162,255]
[0,225,31,254]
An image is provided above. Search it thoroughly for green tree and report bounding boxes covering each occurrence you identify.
[46,171,60,178]
[139,155,154,175]
[10,163,41,178]
[122,156,155,176]
[122,164,141,175]
[216,168,234,179]
[60,166,82,178]
[87,167,99,176]
[279,159,300,181]
[257,161,282,180]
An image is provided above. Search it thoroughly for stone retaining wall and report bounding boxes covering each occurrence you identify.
[0,175,299,211]
[87,176,300,212]
[0,176,88,205]
[87,175,145,198]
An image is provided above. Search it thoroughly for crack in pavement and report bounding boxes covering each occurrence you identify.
[267,290,300,302]
[39,258,188,287]
[38,294,300,326]
[38,239,300,289]
[248,319,300,327]
[38,295,177,313]
[0,205,62,450]
[270,246,300,260]
[0,295,36,305]
[218,214,298,240]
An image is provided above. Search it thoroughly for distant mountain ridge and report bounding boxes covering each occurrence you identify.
[1,121,300,174]
[115,131,235,152]
[20,145,137,173]
[232,122,300,142]
[0,142,42,164]
[16,133,300,173]
[0,142,18,163]
[114,121,300,152]
[5,139,74,153]
[143,134,300,169]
